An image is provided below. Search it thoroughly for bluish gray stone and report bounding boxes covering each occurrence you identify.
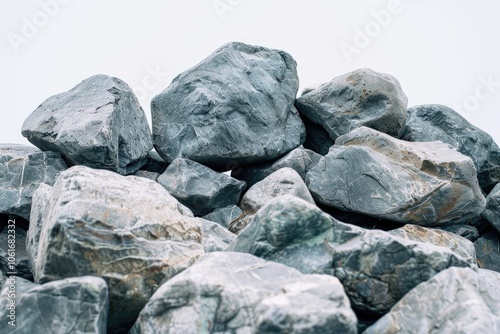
[152,42,305,169]
[474,229,500,272]
[21,74,153,175]
[439,224,480,242]
[482,184,500,233]
[202,205,242,228]
[0,225,31,280]
[195,218,235,252]
[139,149,169,174]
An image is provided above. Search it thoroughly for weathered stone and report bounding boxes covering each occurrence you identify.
[401,104,500,191]
[34,166,203,333]
[439,224,480,242]
[0,144,66,220]
[130,252,357,334]
[0,224,31,280]
[474,229,500,272]
[295,68,408,143]
[151,42,305,169]
[158,158,246,216]
[483,183,500,233]
[21,74,153,175]
[388,224,477,264]
[0,275,108,333]
[364,267,500,334]
[195,218,235,252]
[232,146,321,188]
[300,116,335,155]
[133,170,160,182]
[202,205,242,228]
[139,149,169,174]
[306,127,486,226]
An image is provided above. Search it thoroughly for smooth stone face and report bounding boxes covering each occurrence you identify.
[439,224,480,242]
[474,229,500,272]
[0,144,66,220]
[158,158,247,216]
[0,225,31,280]
[151,42,305,169]
[388,224,477,264]
[0,276,109,333]
[130,252,357,334]
[401,104,500,191]
[306,126,486,226]
[21,74,153,175]
[482,184,500,233]
[195,218,235,252]
[202,205,242,228]
[363,267,500,334]
[295,68,408,142]
[34,166,204,333]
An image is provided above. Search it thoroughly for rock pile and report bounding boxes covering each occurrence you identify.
[1,41,500,333]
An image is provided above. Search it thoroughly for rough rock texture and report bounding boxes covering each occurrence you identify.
[232,146,321,188]
[0,144,66,219]
[195,218,236,252]
[474,229,500,272]
[364,267,500,334]
[151,42,305,169]
[133,170,160,182]
[401,104,500,191]
[21,74,153,175]
[388,224,477,264]
[439,224,480,242]
[202,205,242,228]
[482,184,500,233]
[34,166,204,333]
[0,276,108,333]
[230,167,315,233]
[306,127,486,226]
[295,68,408,144]
[139,149,169,173]
[130,252,357,334]
[158,158,246,216]
[0,226,31,280]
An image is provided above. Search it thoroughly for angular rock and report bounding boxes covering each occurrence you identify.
[195,218,235,252]
[306,127,486,226]
[152,42,305,169]
[130,252,357,334]
[300,116,335,155]
[474,229,500,272]
[295,68,408,144]
[34,166,203,333]
[21,74,153,175]
[138,149,169,174]
[158,158,246,216]
[133,170,160,182]
[401,104,500,191]
[0,275,108,333]
[439,224,480,242]
[0,224,31,280]
[232,146,321,188]
[388,224,477,264]
[0,144,66,220]
[364,267,500,334]
[482,183,500,233]
[202,205,242,228]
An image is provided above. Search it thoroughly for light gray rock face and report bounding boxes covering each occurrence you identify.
[130,252,357,334]
[21,74,153,175]
[0,144,66,220]
[401,104,500,191]
[306,127,486,226]
[151,42,305,169]
[483,184,500,233]
[195,218,235,252]
[202,205,242,228]
[363,267,500,334]
[0,275,108,334]
[0,225,31,280]
[34,166,204,333]
[232,146,321,188]
[474,229,500,272]
[158,158,247,216]
[388,224,477,264]
[295,68,408,144]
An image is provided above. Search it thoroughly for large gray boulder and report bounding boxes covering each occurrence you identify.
[401,104,500,192]
[21,74,153,175]
[151,42,305,170]
[0,144,66,220]
[33,166,204,333]
[306,127,486,226]
[130,252,357,334]
[158,158,246,216]
[482,183,500,233]
[364,267,500,334]
[296,68,408,144]
[0,275,108,333]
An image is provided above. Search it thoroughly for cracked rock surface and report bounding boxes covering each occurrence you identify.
[482,184,500,233]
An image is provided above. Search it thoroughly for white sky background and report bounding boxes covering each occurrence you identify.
[1,0,499,146]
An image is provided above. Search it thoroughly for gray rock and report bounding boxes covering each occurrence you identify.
[439,224,480,242]
[295,68,408,143]
[21,74,153,175]
[133,170,160,182]
[34,166,204,333]
[306,127,486,226]
[151,41,305,169]
[0,144,66,220]
[139,149,169,174]
[158,158,246,216]
[0,224,31,280]
[202,205,242,228]
[474,229,500,272]
[0,271,4,287]
[388,224,477,264]
[130,252,357,334]
[401,104,500,191]
[0,275,108,333]
[363,267,500,334]
[300,116,335,155]
[232,146,321,188]
[195,218,235,252]
[482,183,500,233]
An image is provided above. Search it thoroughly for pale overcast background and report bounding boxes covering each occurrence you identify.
[1,0,499,146]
